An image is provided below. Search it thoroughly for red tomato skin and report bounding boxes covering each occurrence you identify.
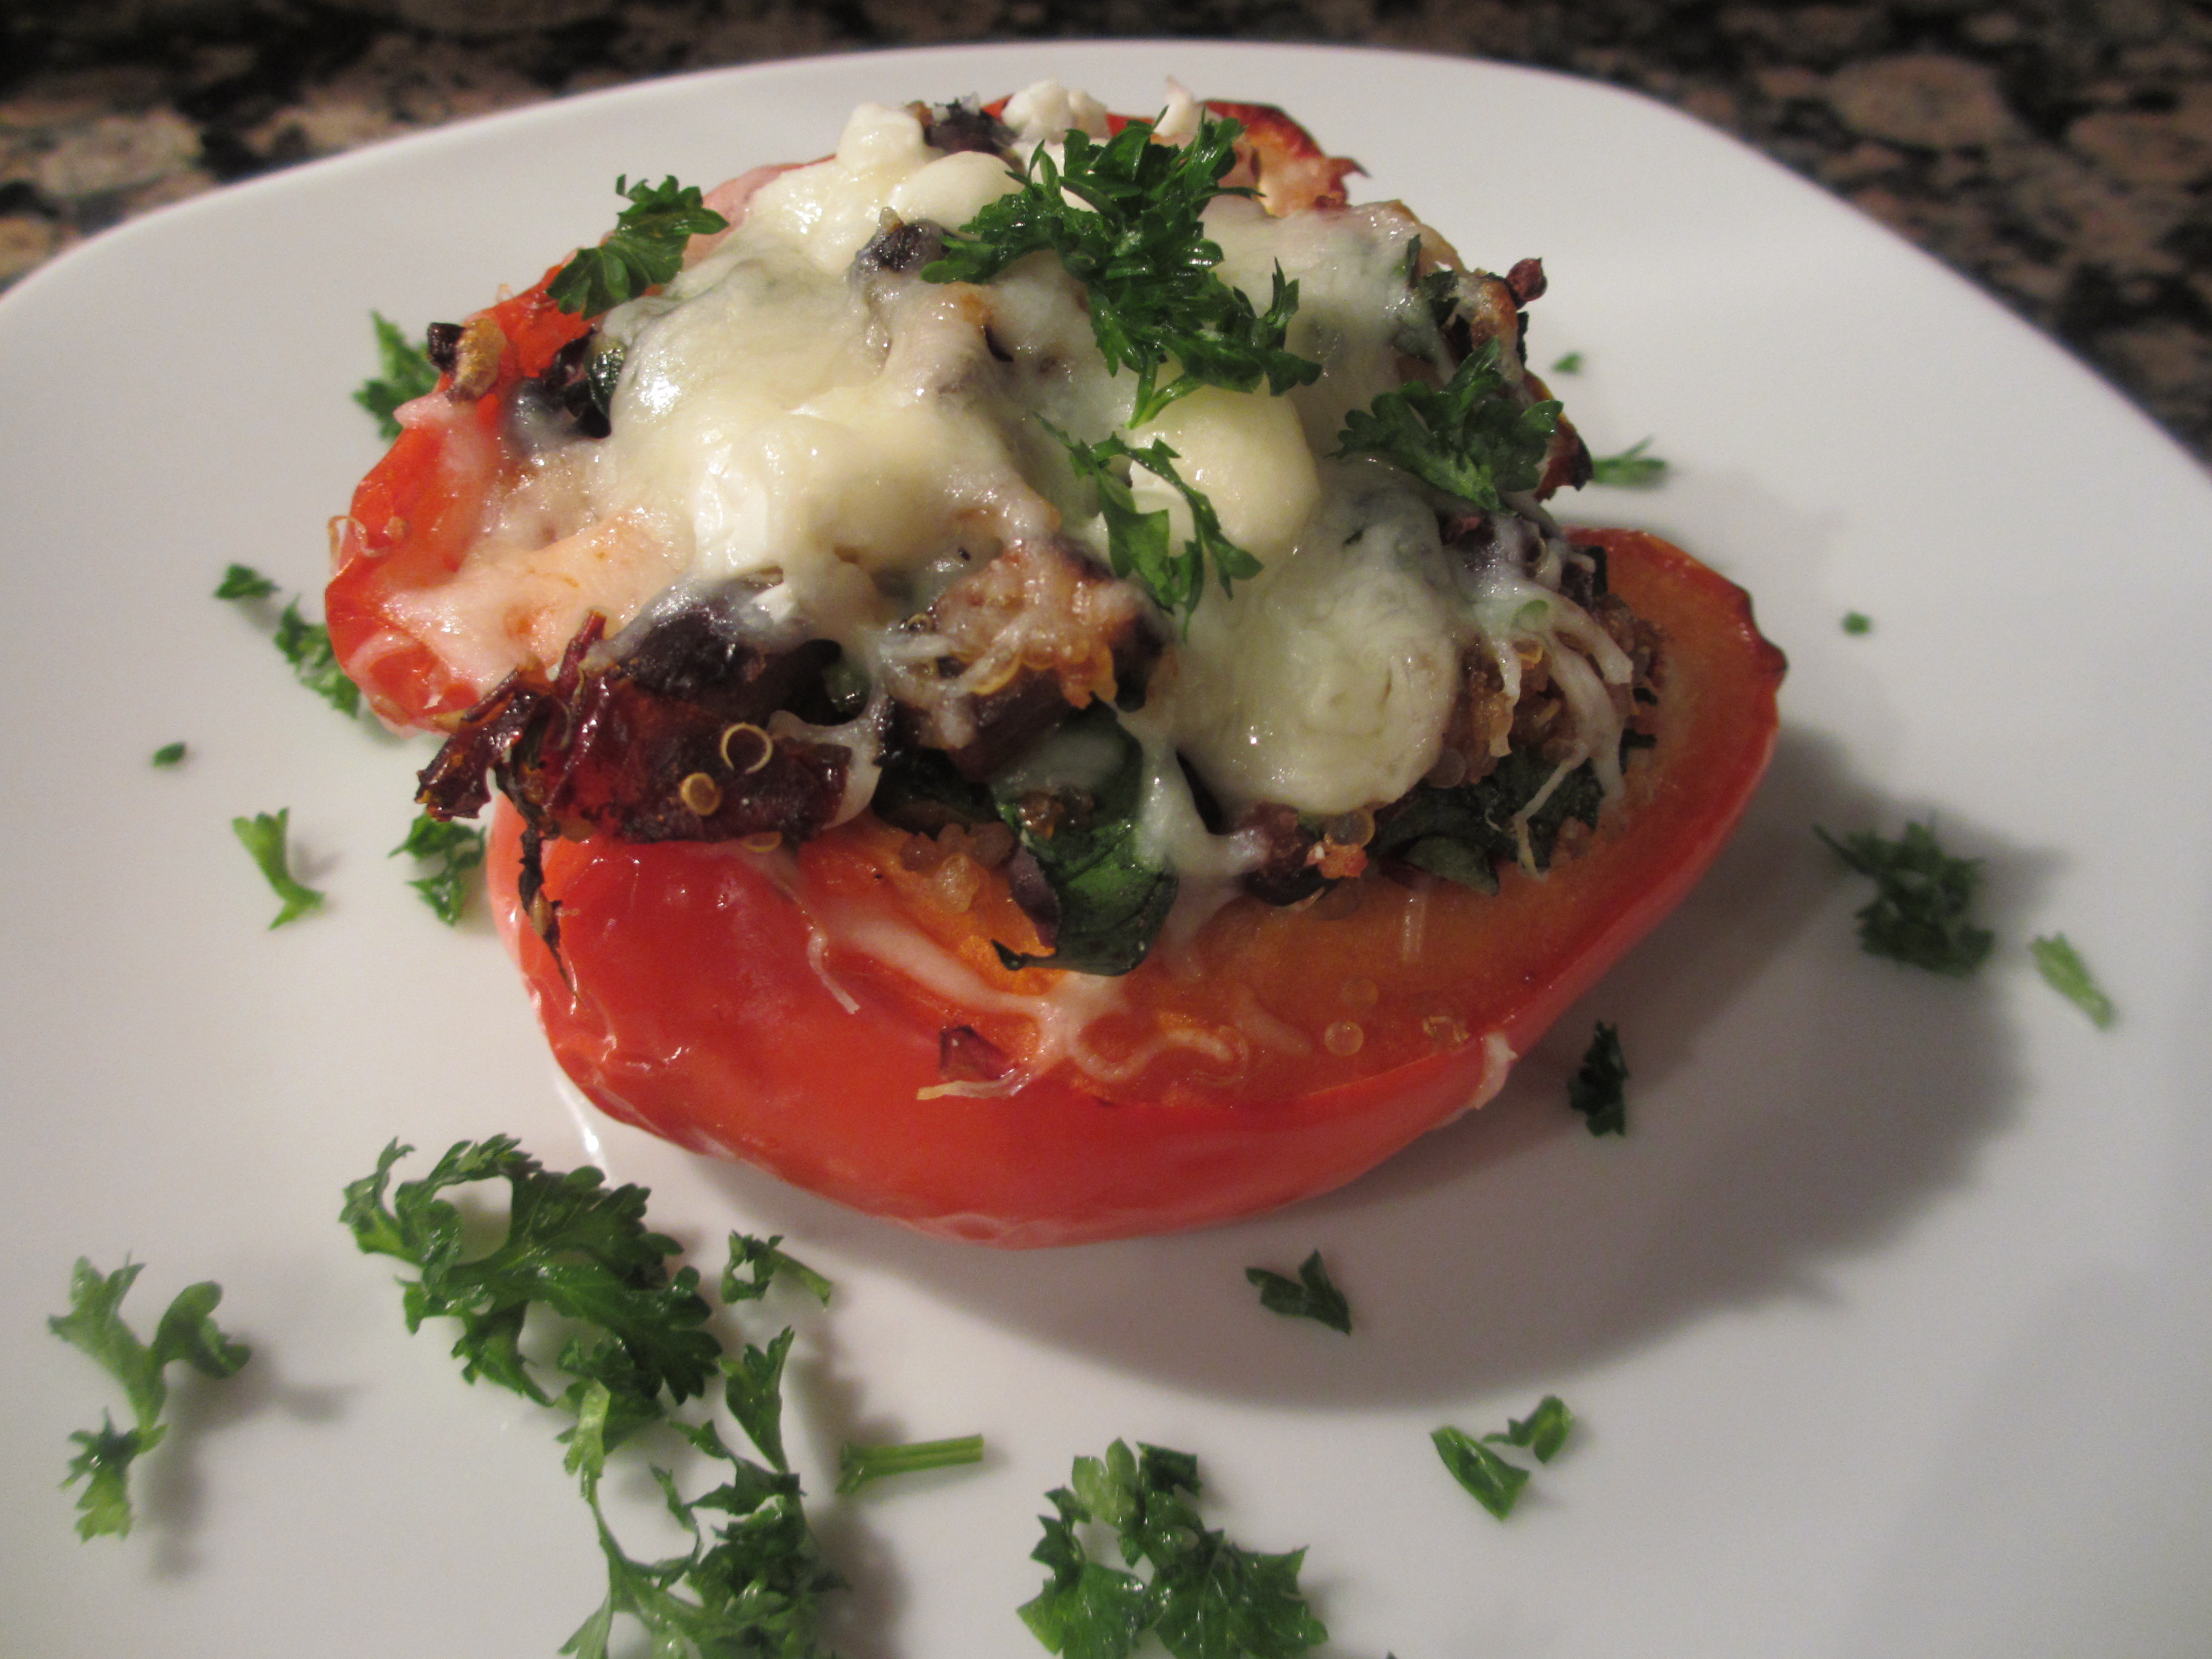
[487,529,1785,1248]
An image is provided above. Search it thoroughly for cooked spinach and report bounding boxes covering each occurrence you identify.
[990,706,1177,978]
[1370,749,1605,890]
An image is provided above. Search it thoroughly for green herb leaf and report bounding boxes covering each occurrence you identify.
[1588,437,1668,487]
[48,1259,249,1540]
[1431,1425,1531,1519]
[721,1328,796,1474]
[1243,1250,1351,1334]
[1335,339,1559,510]
[991,706,1179,977]
[2031,933,2117,1029]
[1842,610,1874,635]
[723,1232,833,1306]
[232,808,325,927]
[837,1433,985,1495]
[150,741,187,768]
[1817,821,1994,977]
[1550,351,1584,374]
[562,1417,842,1659]
[213,563,278,601]
[549,175,728,317]
[390,812,486,925]
[1048,420,1263,626]
[925,114,1321,427]
[1486,1394,1575,1464]
[1567,1021,1629,1135]
[354,311,439,440]
[339,1138,719,1425]
[217,566,362,717]
[1021,1440,1326,1659]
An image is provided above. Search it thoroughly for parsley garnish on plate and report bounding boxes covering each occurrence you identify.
[390,812,486,925]
[549,175,729,317]
[1818,821,1994,977]
[232,808,325,927]
[342,1139,865,1656]
[215,562,361,717]
[150,740,187,768]
[1567,1021,1629,1135]
[724,1231,834,1306]
[1244,1250,1352,1333]
[353,312,439,440]
[48,1259,249,1540]
[1588,436,1668,487]
[1049,422,1263,624]
[2030,933,2117,1029]
[1842,610,1874,635]
[1335,338,1559,511]
[1550,350,1584,374]
[1432,1395,1575,1521]
[925,113,1321,429]
[1020,1439,1327,1659]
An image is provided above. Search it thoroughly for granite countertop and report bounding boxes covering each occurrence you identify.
[6,1,2210,462]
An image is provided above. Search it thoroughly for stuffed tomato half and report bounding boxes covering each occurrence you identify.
[330,82,1785,1245]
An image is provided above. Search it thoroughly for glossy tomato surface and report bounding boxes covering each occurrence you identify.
[488,529,1785,1246]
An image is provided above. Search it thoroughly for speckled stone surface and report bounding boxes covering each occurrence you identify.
[8,1,2212,460]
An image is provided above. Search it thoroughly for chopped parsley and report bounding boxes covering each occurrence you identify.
[1818,821,1994,977]
[232,808,325,927]
[1567,1021,1629,1135]
[1049,421,1262,624]
[216,562,361,717]
[925,113,1321,428]
[150,740,187,768]
[1244,1250,1352,1334]
[837,1433,985,1495]
[1020,1439,1327,1659]
[354,312,439,440]
[723,1231,834,1306]
[549,175,729,317]
[2031,933,2117,1029]
[1550,350,1584,374]
[341,1137,719,1419]
[212,563,277,601]
[1335,338,1559,510]
[390,812,486,925]
[48,1259,249,1540]
[343,1139,847,1656]
[1432,1395,1575,1521]
[1587,437,1668,487]
[1842,610,1874,635]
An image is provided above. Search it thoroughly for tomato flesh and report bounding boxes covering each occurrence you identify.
[487,529,1784,1246]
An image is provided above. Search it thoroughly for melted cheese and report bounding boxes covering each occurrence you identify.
[420,79,1626,916]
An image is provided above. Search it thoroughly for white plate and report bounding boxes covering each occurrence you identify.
[5,40,2211,1659]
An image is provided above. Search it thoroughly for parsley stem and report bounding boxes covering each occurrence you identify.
[836,1433,984,1495]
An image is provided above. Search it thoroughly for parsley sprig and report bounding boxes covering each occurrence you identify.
[1021,1439,1327,1659]
[549,175,729,317]
[1335,338,1559,509]
[837,1433,985,1495]
[925,114,1320,427]
[215,562,361,718]
[354,312,439,440]
[1244,1250,1351,1334]
[1048,421,1262,624]
[1818,821,1994,977]
[232,808,325,927]
[1588,436,1667,487]
[48,1259,249,1540]
[391,812,486,925]
[344,1140,868,1658]
[1432,1395,1575,1520]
